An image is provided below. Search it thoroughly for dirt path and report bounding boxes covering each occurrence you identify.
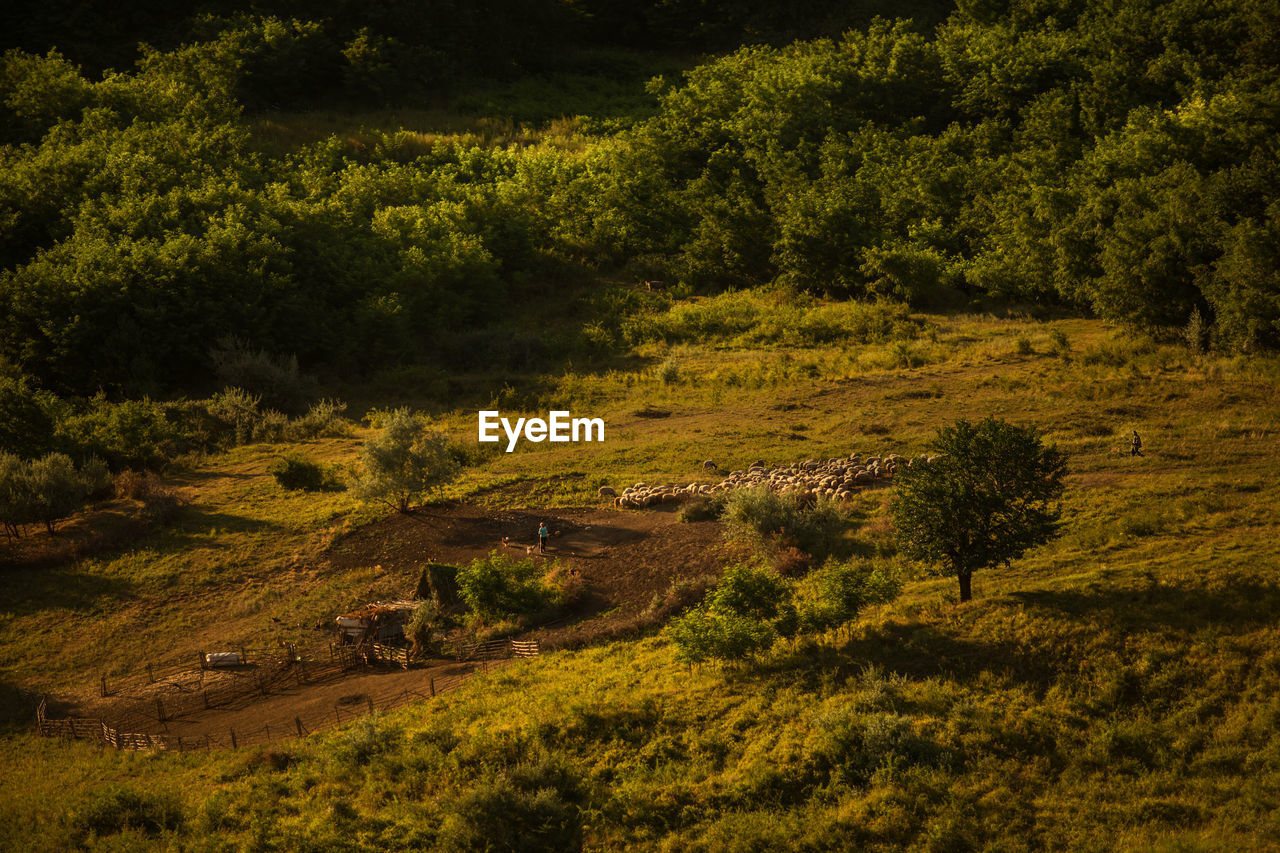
[59,657,498,740]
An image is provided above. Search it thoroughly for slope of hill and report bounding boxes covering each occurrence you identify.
[3,312,1279,850]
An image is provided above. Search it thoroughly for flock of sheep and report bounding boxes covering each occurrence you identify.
[600,453,941,509]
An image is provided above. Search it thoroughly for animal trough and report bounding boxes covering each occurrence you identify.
[202,651,243,668]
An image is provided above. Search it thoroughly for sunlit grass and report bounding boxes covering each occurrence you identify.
[3,309,1280,850]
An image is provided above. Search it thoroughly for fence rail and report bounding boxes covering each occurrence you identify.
[37,637,539,751]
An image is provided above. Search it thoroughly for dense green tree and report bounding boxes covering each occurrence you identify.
[892,417,1066,602]
[351,409,460,514]
[0,373,57,459]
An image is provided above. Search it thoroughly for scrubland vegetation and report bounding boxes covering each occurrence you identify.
[3,0,1280,849]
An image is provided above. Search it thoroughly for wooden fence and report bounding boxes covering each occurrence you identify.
[455,636,538,661]
[37,637,539,752]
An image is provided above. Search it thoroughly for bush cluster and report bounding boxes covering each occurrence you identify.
[0,452,110,537]
[667,559,899,666]
[267,454,344,492]
[721,487,849,566]
[456,552,573,623]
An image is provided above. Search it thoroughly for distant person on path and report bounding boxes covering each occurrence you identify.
[538,522,549,554]
[1130,430,1143,457]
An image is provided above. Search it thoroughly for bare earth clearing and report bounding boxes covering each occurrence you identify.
[54,502,739,740]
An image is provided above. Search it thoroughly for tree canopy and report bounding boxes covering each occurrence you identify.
[3,0,1279,401]
[351,410,460,513]
[891,417,1067,602]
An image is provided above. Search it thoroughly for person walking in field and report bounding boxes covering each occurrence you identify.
[538,522,549,554]
[1130,430,1143,456]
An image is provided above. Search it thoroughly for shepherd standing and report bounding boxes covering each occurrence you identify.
[538,522,549,554]
[1130,430,1143,457]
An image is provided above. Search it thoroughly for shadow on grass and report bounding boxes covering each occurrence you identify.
[168,507,284,540]
[1010,579,1280,633]
[0,679,42,732]
[0,562,137,617]
[748,620,1067,694]
[741,578,1280,698]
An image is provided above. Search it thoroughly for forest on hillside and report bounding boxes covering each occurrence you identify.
[1,0,1277,406]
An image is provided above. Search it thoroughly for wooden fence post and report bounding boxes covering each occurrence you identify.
[198,651,206,670]
[230,728,237,749]
[366,696,375,716]
[202,689,209,710]
[147,663,155,683]
[155,697,165,722]
[295,716,304,737]
[100,675,108,697]
[430,678,436,698]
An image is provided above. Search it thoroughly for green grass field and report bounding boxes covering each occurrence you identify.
[3,305,1279,850]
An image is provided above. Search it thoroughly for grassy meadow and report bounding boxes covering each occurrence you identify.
[3,301,1280,850]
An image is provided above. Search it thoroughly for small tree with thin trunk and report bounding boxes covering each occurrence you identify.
[352,409,460,513]
[891,417,1066,602]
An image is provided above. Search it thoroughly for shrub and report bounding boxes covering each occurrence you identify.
[1,452,104,535]
[814,710,950,786]
[709,563,790,622]
[268,454,342,492]
[332,716,401,768]
[0,373,57,458]
[407,601,442,659]
[667,602,778,666]
[457,552,565,621]
[666,564,796,664]
[722,487,848,563]
[0,453,35,537]
[437,759,583,853]
[643,576,716,622]
[1048,328,1071,359]
[71,785,184,842]
[206,387,263,446]
[288,398,350,439]
[210,336,316,414]
[252,410,290,443]
[795,558,900,634]
[56,396,186,469]
[678,494,726,522]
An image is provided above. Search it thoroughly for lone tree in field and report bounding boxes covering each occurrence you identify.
[352,409,460,513]
[891,417,1066,602]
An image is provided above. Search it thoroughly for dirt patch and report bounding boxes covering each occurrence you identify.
[323,502,744,644]
[50,502,741,743]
